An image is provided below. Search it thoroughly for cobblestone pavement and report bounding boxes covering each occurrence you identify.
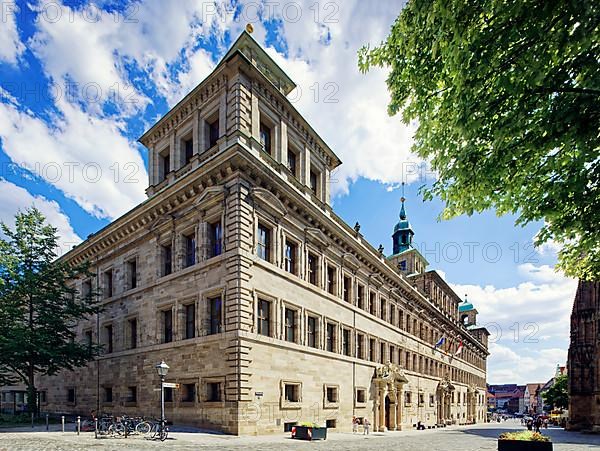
[1,421,600,450]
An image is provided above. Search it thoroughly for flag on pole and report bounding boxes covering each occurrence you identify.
[434,337,446,349]
[454,340,464,356]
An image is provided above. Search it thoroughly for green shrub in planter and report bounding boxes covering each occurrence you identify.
[498,431,552,451]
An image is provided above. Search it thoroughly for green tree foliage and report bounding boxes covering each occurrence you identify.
[0,208,101,414]
[359,0,599,279]
[542,374,569,410]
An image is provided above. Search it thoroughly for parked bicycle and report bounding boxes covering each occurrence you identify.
[136,418,168,441]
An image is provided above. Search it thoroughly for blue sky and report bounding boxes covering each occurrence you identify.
[0,0,577,384]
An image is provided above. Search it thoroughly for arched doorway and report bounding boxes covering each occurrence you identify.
[385,396,391,430]
[436,375,455,426]
[373,362,409,432]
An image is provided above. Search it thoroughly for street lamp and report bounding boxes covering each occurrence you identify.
[155,361,169,441]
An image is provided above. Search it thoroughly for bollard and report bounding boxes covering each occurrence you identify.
[31,412,34,428]
[77,416,81,435]
[46,413,49,431]
[94,417,98,439]
[61,415,65,433]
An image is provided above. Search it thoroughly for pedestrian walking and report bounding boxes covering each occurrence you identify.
[363,417,370,435]
[352,416,358,433]
[543,418,549,429]
[534,417,542,433]
[526,418,533,431]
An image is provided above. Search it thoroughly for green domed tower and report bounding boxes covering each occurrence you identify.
[392,197,414,254]
[388,196,428,276]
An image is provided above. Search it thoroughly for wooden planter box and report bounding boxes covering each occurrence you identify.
[291,426,327,441]
[498,440,553,451]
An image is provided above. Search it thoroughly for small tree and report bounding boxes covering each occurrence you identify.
[0,207,101,415]
[542,375,569,411]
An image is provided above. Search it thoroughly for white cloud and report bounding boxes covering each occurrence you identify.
[251,0,420,196]
[28,0,234,113]
[0,179,81,255]
[451,264,577,384]
[0,1,25,64]
[0,97,147,220]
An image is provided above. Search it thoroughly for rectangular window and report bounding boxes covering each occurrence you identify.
[369,338,376,362]
[184,233,196,268]
[357,284,364,309]
[307,316,317,348]
[307,253,318,286]
[85,330,93,349]
[380,342,386,363]
[284,384,300,403]
[309,169,318,195]
[182,383,196,403]
[39,391,47,404]
[105,325,113,353]
[183,137,193,165]
[369,292,376,316]
[159,148,170,182]
[67,388,76,404]
[208,221,222,257]
[405,392,412,405]
[390,345,396,364]
[163,309,173,343]
[326,386,338,403]
[357,333,364,359]
[129,318,137,349]
[162,244,172,276]
[207,382,222,402]
[164,387,173,403]
[343,275,351,302]
[326,265,336,295]
[209,297,222,335]
[82,279,92,298]
[127,386,137,403]
[390,305,396,326]
[284,308,296,343]
[342,328,351,356]
[185,303,195,339]
[256,223,271,261]
[257,299,271,337]
[326,323,335,353]
[103,269,113,299]
[284,240,296,274]
[326,419,336,429]
[127,259,137,290]
[356,388,366,404]
[104,387,113,403]
[381,299,387,321]
[287,149,297,176]
[208,118,219,148]
[260,122,272,155]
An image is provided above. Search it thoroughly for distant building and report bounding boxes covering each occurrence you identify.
[568,281,600,432]
[524,383,544,414]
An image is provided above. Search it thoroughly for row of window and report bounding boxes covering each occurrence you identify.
[60,381,223,407]
[81,221,223,301]
[156,115,219,184]
[85,296,223,354]
[254,225,485,370]
[255,297,485,387]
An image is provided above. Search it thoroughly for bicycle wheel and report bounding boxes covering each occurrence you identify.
[160,427,168,441]
[135,421,152,435]
[109,422,125,436]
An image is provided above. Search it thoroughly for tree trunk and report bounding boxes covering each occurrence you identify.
[27,365,36,417]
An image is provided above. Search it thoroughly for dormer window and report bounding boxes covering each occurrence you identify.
[260,122,272,156]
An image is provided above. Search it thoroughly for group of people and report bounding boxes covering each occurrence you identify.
[524,416,549,433]
[351,416,370,434]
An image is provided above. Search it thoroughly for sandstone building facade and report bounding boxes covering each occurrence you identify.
[1,31,489,434]
[568,280,600,432]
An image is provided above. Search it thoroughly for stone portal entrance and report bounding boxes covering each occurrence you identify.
[436,375,455,426]
[373,362,409,432]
